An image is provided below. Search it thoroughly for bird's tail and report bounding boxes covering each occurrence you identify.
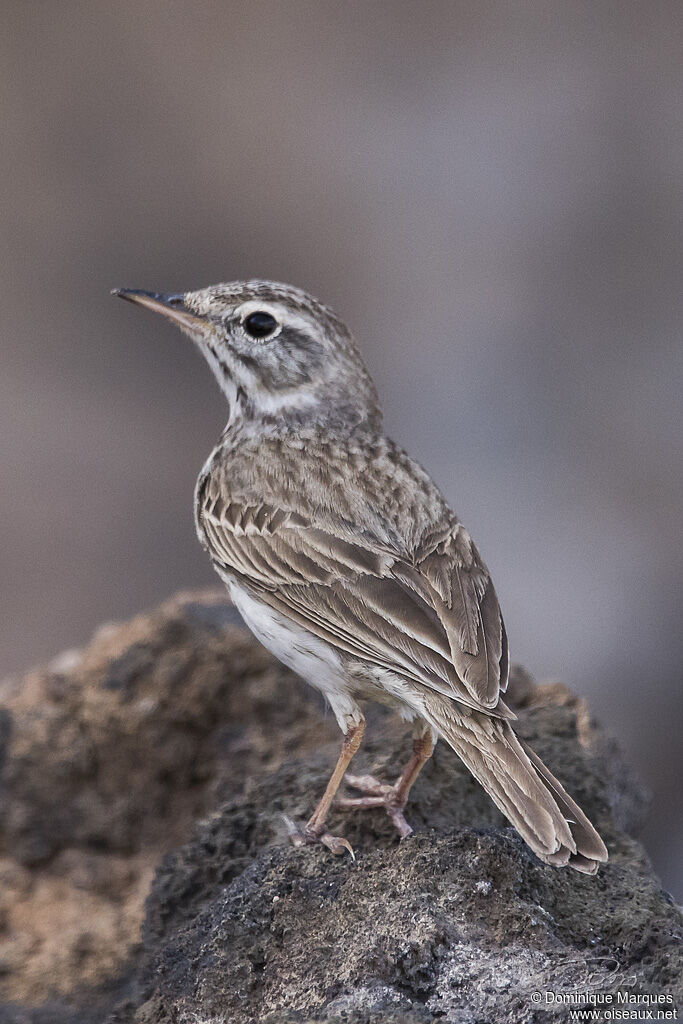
[425,704,608,874]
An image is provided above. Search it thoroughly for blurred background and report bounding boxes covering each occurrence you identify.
[1,2,681,894]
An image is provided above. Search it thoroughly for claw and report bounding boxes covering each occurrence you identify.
[282,815,355,859]
[320,833,355,859]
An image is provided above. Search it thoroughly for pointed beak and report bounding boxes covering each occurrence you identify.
[112,288,205,330]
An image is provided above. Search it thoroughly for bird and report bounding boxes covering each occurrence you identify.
[114,280,608,874]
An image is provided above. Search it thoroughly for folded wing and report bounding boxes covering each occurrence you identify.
[198,486,510,717]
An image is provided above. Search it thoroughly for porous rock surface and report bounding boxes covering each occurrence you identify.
[0,591,679,1023]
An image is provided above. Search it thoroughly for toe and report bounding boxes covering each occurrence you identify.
[343,773,391,796]
[388,807,414,839]
[336,794,388,808]
[282,814,308,847]
[334,786,415,841]
[283,815,355,859]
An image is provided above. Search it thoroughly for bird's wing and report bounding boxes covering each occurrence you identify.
[402,520,509,707]
[198,486,509,716]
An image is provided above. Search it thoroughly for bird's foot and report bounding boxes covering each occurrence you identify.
[282,815,355,859]
[336,773,414,838]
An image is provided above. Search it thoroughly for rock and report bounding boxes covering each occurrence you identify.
[0,590,332,1017]
[0,592,679,1023]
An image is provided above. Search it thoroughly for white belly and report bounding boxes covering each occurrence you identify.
[226,581,362,729]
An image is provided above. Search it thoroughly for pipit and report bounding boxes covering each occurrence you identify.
[115,281,608,873]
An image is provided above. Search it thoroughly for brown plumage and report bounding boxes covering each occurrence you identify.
[115,280,608,873]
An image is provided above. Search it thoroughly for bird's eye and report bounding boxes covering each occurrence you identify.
[242,310,279,340]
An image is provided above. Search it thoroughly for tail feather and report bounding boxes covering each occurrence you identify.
[521,741,609,864]
[426,706,608,874]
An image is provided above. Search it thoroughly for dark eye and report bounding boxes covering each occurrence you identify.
[242,310,279,340]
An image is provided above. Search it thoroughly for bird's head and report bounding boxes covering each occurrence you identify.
[114,280,382,437]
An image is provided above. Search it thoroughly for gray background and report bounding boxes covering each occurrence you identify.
[1,2,681,894]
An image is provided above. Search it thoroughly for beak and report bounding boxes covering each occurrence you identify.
[112,288,205,330]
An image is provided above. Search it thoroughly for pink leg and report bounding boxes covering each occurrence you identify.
[336,728,436,838]
[286,718,365,857]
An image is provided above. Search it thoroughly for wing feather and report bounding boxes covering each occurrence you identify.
[199,494,509,714]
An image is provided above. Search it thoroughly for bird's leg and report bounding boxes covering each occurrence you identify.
[285,718,365,857]
[337,725,435,838]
